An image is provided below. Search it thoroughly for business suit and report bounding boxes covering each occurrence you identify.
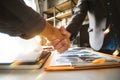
[0,0,46,39]
[66,0,120,52]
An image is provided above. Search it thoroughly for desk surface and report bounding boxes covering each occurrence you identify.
[0,68,120,80]
[0,61,120,80]
[0,49,120,80]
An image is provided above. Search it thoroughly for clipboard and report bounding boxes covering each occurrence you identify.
[44,47,120,71]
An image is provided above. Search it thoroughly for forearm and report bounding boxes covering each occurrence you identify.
[0,0,45,39]
[40,22,65,41]
[66,0,88,41]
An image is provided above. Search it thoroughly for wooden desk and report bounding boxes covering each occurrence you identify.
[0,59,120,80]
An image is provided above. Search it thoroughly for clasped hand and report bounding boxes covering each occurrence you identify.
[48,27,71,53]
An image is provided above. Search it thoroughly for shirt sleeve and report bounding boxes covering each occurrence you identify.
[0,0,46,39]
[66,0,88,41]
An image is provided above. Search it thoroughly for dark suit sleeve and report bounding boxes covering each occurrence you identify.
[0,0,46,39]
[66,0,88,40]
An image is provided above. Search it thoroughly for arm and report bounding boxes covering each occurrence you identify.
[40,22,65,41]
[66,0,88,41]
[47,0,89,53]
[0,0,45,38]
[0,0,65,40]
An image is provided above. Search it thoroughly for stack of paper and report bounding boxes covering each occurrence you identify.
[45,47,120,71]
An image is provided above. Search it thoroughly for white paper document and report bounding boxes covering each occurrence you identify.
[50,48,120,67]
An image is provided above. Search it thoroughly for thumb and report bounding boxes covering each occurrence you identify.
[60,26,66,34]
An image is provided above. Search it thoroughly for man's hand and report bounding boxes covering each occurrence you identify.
[40,22,66,41]
[48,26,71,53]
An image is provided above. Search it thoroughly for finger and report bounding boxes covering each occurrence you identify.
[55,39,70,53]
[54,42,63,51]
[57,42,69,53]
[60,26,66,34]
[47,39,60,46]
[54,39,66,49]
[57,48,67,53]
[60,27,71,38]
[57,44,69,53]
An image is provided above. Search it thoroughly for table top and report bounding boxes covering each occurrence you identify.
[0,60,120,80]
[0,48,120,80]
[0,68,120,80]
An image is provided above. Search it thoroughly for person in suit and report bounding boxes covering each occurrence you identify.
[0,0,70,53]
[53,0,120,54]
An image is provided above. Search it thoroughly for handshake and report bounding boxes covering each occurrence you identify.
[40,22,71,53]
